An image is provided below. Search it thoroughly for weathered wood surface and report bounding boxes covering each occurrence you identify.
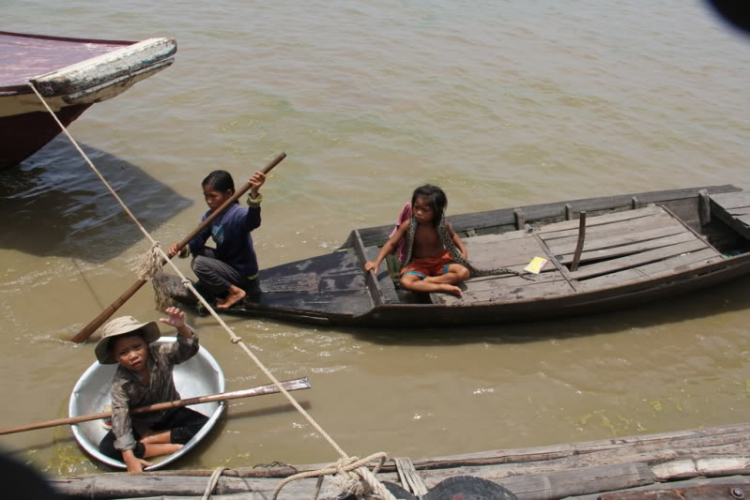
[30,37,176,99]
[351,186,740,248]
[395,457,429,496]
[103,476,750,500]
[54,423,750,500]
[573,476,750,499]
[711,192,750,241]
[0,31,130,89]
[433,203,724,306]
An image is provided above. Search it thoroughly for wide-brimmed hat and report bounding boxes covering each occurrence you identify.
[95,316,161,364]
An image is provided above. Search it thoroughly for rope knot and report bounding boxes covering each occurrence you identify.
[138,242,172,311]
[231,336,243,344]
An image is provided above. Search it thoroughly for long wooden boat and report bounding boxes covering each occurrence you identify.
[53,421,750,499]
[167,184,750,327]
[0,31,176,169]
[68,338,225,471]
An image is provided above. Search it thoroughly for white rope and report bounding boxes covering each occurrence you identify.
[28,84,161,249]
[202,466,230,500]
[30,84,397,500]
[272,453,395,500]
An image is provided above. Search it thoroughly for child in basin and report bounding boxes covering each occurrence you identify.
[365,185,470,297]
[96,307,207,472]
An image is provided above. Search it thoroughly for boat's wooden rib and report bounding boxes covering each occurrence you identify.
[168,185,750,327]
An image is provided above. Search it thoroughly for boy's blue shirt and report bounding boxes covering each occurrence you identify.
[189,203,261,277]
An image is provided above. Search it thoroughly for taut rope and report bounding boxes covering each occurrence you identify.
[30,84,397,500]
[403,216,531,279]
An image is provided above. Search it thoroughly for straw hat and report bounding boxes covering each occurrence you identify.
[95,316,161,364]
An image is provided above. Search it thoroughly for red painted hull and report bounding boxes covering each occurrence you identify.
[0,104,91,168]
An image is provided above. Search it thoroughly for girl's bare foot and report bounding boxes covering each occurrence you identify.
[216,286,246,309]
[437,284,462,297]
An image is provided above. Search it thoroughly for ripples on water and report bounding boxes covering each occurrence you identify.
[1,0,750,476]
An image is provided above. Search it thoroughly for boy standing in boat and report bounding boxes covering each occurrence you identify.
[365,185,470,297]
[96,307,208,472]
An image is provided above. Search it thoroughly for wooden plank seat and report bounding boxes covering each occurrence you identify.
[433,205,723,305]
[432,228,575,305]
[710,192,750,240]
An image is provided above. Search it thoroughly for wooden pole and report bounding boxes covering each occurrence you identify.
[0,376,309,436]
[71,152,287,344]
[570,211,587,272]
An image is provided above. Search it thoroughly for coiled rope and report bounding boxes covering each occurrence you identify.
[29,84,398,500]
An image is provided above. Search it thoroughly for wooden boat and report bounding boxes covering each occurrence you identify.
[54,421,750,499]
[68,338,225,470]
[0,31,176,169]
[167,184,750,327]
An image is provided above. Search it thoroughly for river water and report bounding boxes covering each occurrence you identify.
[2,0,750,477]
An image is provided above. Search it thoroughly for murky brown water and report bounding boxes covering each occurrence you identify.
[2,0,750,478]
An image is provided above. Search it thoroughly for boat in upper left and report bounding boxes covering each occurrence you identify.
[0,31,177,169]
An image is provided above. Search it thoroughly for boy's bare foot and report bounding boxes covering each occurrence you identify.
[216,286,247,309]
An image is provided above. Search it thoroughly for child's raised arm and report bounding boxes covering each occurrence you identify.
[159,307,192,338]
[447,222,468,259]
[364,221,411,273]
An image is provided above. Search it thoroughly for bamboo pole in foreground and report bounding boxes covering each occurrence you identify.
[0,376,310,436]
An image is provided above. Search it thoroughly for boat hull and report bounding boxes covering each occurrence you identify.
[68,338,225,470]
[0,103,90,168]
[0,31,176,169]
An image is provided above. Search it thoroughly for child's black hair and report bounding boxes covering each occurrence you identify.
[411,184,448,227]
[202,170,235,194]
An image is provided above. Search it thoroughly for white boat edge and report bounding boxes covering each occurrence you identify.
[0,37,176,118]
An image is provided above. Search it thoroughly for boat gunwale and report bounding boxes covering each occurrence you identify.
[347,184,742,249]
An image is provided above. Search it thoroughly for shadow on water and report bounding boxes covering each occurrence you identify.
[0,137,193,263]
[346,275,750,346]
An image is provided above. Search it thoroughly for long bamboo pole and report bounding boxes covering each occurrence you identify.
[71,152,287,344]
[0,376,309,436]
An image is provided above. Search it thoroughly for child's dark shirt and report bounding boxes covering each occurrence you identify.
[110,333,199,452]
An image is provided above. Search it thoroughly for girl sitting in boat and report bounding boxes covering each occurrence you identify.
[168,169,266,309]
[96,307,208,472]
[365,185,470,297]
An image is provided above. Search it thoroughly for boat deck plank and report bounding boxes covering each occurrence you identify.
[541,208,680,253]
[710,192,750,240]
[577,248,723,291]
[432,234,575,305]
[538,204,663,236]
[249,249,373,317]
[542,214,681,250]
[467,231,550,269]
[0,32,131,89]
[432,204,723,305]
[569,239,712,280]
[557,232,698,265]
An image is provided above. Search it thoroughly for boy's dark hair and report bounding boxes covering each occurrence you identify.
[411,184,448,227]
[202,170,235,194]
